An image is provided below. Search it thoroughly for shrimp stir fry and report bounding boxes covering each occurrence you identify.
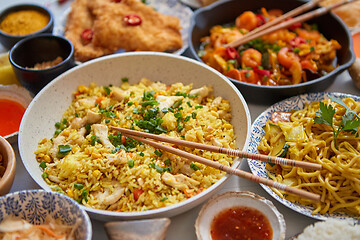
[198,8,341,86]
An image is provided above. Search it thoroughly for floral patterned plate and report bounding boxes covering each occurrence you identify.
[0,190,92,239]
[246,92,360,223]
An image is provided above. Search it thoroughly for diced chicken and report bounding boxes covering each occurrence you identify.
[218,110,232,122]
[70,110,101,129]
[49,135,66,160]
[93,183,125,206]
[67,127,87,146]
[211,96,222,108]
[47,174,62,183]
[170,155,193,176]
[111,87,126,102]
[105,150,128,165]
[162,172,200,191]
[150,82,166,91]
[93,124,115,150]
[211,138,223,147]
[140,78,153,86]
[75,96,97,108]
[189,86,211,103]
[156,95,184,111]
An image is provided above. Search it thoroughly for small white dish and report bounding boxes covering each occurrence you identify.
[195,191,286,240]
[0,84,32,143]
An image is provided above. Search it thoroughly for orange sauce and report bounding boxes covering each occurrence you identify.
[353,32,360,58]
[211,206,273,240]
[0,98,26,136]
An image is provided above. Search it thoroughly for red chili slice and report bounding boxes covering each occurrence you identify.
[81,29,93,43]
[124,14,142,26]
[256,14,266,27]
[254,67,271,77]
[289,36,306,47]
[225,47,239,59]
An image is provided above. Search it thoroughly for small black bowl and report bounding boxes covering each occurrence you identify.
[9,34,76,95]
[188,0,355,104]
[0,4,54,49]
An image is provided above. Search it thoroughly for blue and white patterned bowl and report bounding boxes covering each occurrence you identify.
[247,92,360,224]
[0,190,92,239]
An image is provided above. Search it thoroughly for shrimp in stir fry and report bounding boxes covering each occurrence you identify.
[198,8,341,86]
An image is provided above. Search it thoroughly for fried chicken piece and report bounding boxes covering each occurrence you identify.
[65,0,113,62]
[65,0,183,62]
[89,0,182,52]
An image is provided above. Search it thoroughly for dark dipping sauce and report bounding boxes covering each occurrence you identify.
[210,206,273,240]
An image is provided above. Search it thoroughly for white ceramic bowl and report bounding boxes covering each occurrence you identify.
[18,52,251,221]
[195,191,286,240]
[0,189,92,239]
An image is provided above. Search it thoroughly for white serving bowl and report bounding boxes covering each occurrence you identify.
[0,189,92,240]
[18,52,251,221]
[195,191,286,240]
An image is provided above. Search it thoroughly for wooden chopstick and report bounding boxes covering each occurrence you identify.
[111,126,322,171]
[225,0,358,48]
[120,132,320,202]
[242,0,324,39]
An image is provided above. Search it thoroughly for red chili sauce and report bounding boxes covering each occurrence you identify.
[210,206,273,240]
[0,98,26,136]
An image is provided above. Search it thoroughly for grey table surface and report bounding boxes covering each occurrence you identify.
[1,0,360,239]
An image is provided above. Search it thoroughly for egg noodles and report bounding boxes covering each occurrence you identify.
[258,97,360,216]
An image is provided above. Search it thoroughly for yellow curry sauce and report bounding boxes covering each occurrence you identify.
[0,10,49,35]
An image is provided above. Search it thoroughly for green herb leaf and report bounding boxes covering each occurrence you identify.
[128,159,135,168]
[104,86,111,95]
[190,163,200,171]
[74,183,84,189]
[39,161,47,169]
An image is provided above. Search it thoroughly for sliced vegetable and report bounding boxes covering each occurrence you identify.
[133,188,144,201]
[124,14,142,26]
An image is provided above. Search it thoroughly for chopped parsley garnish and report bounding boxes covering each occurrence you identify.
[121,77,129,83]
[74,183,84,189]
[192,112,197,119]
[90,135,101,146]
[164,159,171,165]
[172,100,182,109]
[149,163,172,173]
[82,189,89,202]
[99,105,117,118]
[154,149,162,157]
[314,95,360,149]
[184,115,191,122]
[190,163,201,171]
[128,159,135,168]
[186,101,192,107]
[39,161,47,169]
[41,172,48,179]
[160,197,168,202]
[195,105,203,109]
[57,144,71,158]
[104,86,111,95]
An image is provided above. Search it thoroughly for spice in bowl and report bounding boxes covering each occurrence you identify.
[0,9,49,36]
[30,56,64,70]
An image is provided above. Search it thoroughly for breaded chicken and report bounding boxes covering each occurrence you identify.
[65,0,113,62]
[65,0,183,62]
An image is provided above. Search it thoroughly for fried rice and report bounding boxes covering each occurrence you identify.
[35,78,236,212]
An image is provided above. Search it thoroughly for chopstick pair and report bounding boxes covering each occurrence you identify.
[111,126,321,202]
[225,0,358,48]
